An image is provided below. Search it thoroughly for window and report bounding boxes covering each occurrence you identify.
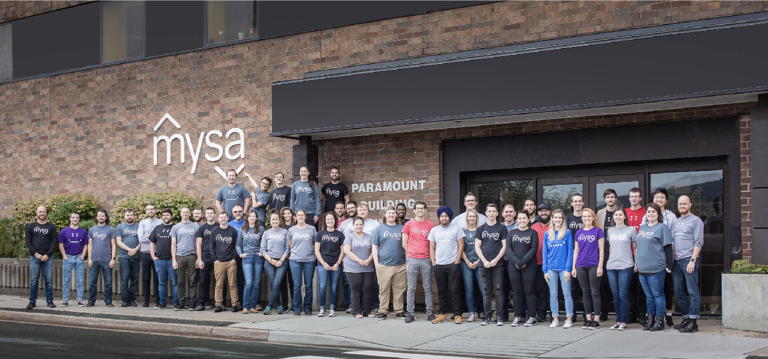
[146,1,205,56]
[470,180,535,214]
[542,183,583,216]
[207,1,257,44]
[102,1,145,63]
[0,24,11,82]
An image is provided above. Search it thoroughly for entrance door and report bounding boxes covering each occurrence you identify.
[538,177,586,216]
[590,174,644,215]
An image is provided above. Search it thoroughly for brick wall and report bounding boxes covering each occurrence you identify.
[740,115,752,259]
[0,1,91,23]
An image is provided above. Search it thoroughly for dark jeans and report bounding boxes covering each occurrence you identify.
[263,260,288,308]
[289,260,316,313]
[280,263,292,309]
[346,271,375,315]
[534,264,549,317]
[197,260,214,307]
[434,263,461,316]
[119,256,140,303]
[607,267,633,323]
[88,260,113,304]
[28,256,54,303]
[480,264,506,320]
[317,264,342,308]
[673,258,701,319]
[140,252,159,305]
[630,272,646,318]
[639,270,666,317]
[507,262,537,318]
[575,266,601,316]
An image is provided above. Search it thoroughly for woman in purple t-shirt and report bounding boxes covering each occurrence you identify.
[571,208,605,329]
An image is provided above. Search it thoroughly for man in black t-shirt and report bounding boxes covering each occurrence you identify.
[149,208,177,309]
[268,172,291,212]
[321,166,350,214]
[565,193,585,238]
[210,212,240,312]
[193,207,218,311]
[25,205,58,310]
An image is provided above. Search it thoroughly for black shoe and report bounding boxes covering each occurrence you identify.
[665,315,674,327]
[426,314,436,321]
[121,302,130,308]
[650,317,664,331]
[193,305,205,311]
[679,319,699,333]
[142,302,150,308]
[26,302,34,310]
[46,302,56,308]
[293,311,301,316]
[674,318,691,330]
[188,306,196,311]
[644,315,655,331]
[478,312,486,320]
[637,313,646,326]
[214,306,224,313]
[536,313,547,322]
[105,302,114,307]
[480,318,491,326]
[231,306,240,313]
[174,305,183,311]
[395,312,406,318]
[404,315,415,323]
[131,302,138,307]
[377,313,387,320]
[591,321,600,329]
[86,302,95,307]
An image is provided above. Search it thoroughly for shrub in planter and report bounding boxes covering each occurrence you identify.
[0,218,26,258]
[13,193,100,230]
[112,192,202,225]
[731,259,768,274]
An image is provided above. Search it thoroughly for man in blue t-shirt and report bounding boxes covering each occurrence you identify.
[216,169,251,220]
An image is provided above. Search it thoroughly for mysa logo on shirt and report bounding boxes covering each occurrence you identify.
[411,228,430,238]
[321,234,339,243]
[637,230,654,239]
[93,232,108,240]
[382,231,402,241]
[33,226,50,235]
[325,188,341,197]
[510,234,531,244]
[272,193,286,202]
[292,232,312,241]
[481,231,501,241]
[578,234,596,243]
[215,234,233,244]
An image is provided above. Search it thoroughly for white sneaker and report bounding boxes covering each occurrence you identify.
[550,319,559,328]
[318,308,325,317]
[328,309,336,317]
[510,317,521,327]
[467,312,475,322]
[563,319,573,329]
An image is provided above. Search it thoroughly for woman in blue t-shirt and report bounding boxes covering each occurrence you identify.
[571,208,605,329]
[460,209,482,322]
[543,209,574,329]
[635,203,674,332]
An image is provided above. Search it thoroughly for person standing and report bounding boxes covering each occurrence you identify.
[396,203,410,225]
[642,188,677,327]
[291,166,321,225]
[571,208,605,329]
[227,204,246,304]
[343,217,376,318]
[245,173,273,225]
[261,212,290,315]
[288,210,318,315]
[333,201,347,223]
[237,211,265,314]
[137,204,162,307]
[626,188,646,231]
[268,172,292,213]
[523,198,538,224]
[543,209,574,329]
[25,205,58,310]
[216,169,251,220]
[341,201,357,226]
[671,195,704,333]
[315,212,345,317]
[625,187,647,325]
[87,209,116,307]
[451,192,488,228]
[635,203,674,331]
[341,203,379,238]
[596,189,619,233]
[531,203,551,322]
[149,209,177,309]
[193,207,218,311]
[209,212,241,313]
[506,211,539,327]
[58,212,88,307]
[116,210,141,307]
[476,204,508,326]
[460,209,483,322]
[402,201,435,323]
[429,206,465,324]
[566,193,585,238]
[321,166,350,214]
[500,204,517,321]
[606,209,636,331]
[192,208,203,225]
[372,207,406,319]
[171,207,199,310]
[278,206,296,313]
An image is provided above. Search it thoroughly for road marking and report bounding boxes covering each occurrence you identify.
[344,350,480,359]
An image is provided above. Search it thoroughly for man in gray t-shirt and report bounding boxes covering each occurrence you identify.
[428,206,464,323]
[171,207,200,309]
[87,210,116,306]
[372,208,406,317]
[670,195,704,331]
[216,169,251,220]
[115,210,141,306]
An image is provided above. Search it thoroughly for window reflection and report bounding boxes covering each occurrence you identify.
[102,1,145,63]
[470,180,534,214]
[207,1,257,44]
[542,184,583,215]
[595,181,638,211]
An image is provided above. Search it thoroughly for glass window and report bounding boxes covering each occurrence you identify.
[470,180,534,215]
[542,183,583,215]
[0,23,11,82]
[207,1,257,44]
[102,1,146,63]
[595,181,639,211]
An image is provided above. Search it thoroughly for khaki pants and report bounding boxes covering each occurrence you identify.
[214,259,239,307]
[376,264,406,314]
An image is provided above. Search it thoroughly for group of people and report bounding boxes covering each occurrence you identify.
[24,166,704,333]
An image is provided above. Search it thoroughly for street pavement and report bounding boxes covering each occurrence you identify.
[1,293,767,358]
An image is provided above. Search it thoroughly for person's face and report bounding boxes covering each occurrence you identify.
[346,203,357,217]
[678,196,692,215]
[192,209,202,222]
[629,191,642,206]
[582,211,594,226]
[70,213,80,226]
[467,211,478,226]
[232,206,243,220]
[464,196,478,210]
[524,200,536,214]
[282,210,293,222]
[299,167,309,180]
[613,210,625,225]
[330,168,340,181]
[124,211,135,223]
[219,213,229,226]
[146,205,156,218]
[385,209,397,223]
[334,203,346,217]
[162,212,172,223]
[503,206,516,222]
[605,193,616,206]
[205,210,216,222]
[538,209,551,221]
[552,212,564,227]
[414,205,426,218]
[646,207,659,222]
[485,207,498,221]
[353,219,364,233]
[35,206,47,221]
[516,212,530,228]
[181,208,190,221]
[325,214,336,229]
[571,196,584,211]
[653,193,668,208]
[296,211,306,223]
[358,206,368,219]
[396,205,406,218]
[270,214,280,228]
[247,212,258,226]
[274,173,284,186]
[260,179,271,191]
[96,212,106,224]
[227,171,237,184]
[439,212,450,225]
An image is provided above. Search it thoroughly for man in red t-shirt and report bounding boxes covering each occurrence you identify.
[402,201,435,323]
[531,203,552,322]
[625,187,646,231]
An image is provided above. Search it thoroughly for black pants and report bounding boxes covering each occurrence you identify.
[280,264,292,309]
[480,264,506,320]
[347,271,375,315]
[664,271,674,312]
[630,272,646,318]
[434,264,461,316]
[534,265,548,317]
[140,252,159,305]
[507,262,537,318]
[236,256,245,304]
[119,256,140,303]
[197,260,214,307]
[576,266,601,316]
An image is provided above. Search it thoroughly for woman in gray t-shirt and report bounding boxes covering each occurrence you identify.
[606,209,636,331]
[343,217,375,318]
[288,210,318,315]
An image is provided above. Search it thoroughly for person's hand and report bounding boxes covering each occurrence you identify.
[431,259,437,267]
[109,259,116,269]
[151,255,158,262]
[128,249,137,256]
[633,264,638,273]
[196,259,204,269]
[472,261,480,269]
[490,258,499,267]
[41,255,49,262]
[34,253,42,260]
[666,267,672,274]
[687,260,696,274]
[482,260,491,269]
[276,259,284,267]
[172,260,178,270]
[332,263,340,271]
[564,271,571,280]
[571,269,577,278]
[62,254,68,261]
[88,259,93,268]
[544,272,550,283]
[323,263,332,271]
[240,254,248,259]
[596,266,603,277]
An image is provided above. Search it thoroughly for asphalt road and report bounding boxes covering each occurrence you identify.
[0,320,477,359]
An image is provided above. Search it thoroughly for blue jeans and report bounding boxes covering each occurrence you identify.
[460,262,483,313]
[88,260,113,304]
[29,256,54,303]
[547,270,573,318]
[119,256,140,303]
[673,258,701,319]
[607,267,633,323]
[263,260,288,308]
[317,264,342,309]
[154,259,178,306]
[242,256,265,310]
[639,271,666,317]
[62,256,85,303]
[289,260,316,313]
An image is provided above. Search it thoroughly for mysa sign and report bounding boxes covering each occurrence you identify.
[153,113,245,178]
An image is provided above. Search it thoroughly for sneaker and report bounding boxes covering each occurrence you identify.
[304,311,312,316]
[174,305,183,311]
[131,302,138,307]
[426,314,436,321]
[47,302,57,308]
[610,323,621,330]
[431,314,447,324]
[582,320,592,329]
[377,313,388,320]
[481,318,491,326]
[328,309,336,317]
[121,302,130,308]
[60,301,69,307]
[293,311,301,316]
[550,319,559,328]
[591,321,600,329]
[86,302,95,307]
[563,319,573,329]
[188,305,196,311]
[77,302,85,307]
[193,305,205,311]
[318,308,326,317]
[524,317,536,327]
[345,307,352,314]
[263,306,272,315]
[618,323,627,331]
[242,309,249,314]
[250,308,259,314]
[142,302,149,308]
[536,313,547,322]
[497,318,505,326]
[231,306,240,313]
[454,315,463,324]
[395,312,406,318]
[467,313,475,322]
[510,317,521,327]
[105,303,114,307]
[665,315,674,327]
[25,302,34,310]
[404,315,415,323]
[277,306,284,314]
[214,306,223,313]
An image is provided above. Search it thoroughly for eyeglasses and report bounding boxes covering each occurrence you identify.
[233,210,243,213]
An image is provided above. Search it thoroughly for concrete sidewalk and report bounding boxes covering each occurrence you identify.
[1,294,766,358]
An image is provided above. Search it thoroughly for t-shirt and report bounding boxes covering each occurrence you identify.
[635,223,673,273]
[171,221,199,256]
[321,182,349,213]
[531,222,550,265]
[315,230,345,265]
[216,183,251,219]
[209,225,238,262]
[403,219,434,259]
[607,225,636,270]
[343,232,374,273]
[625,207,646,231]
[89,224,115,262]
[57,227,89,256]
[288,225,317,262]
[671,214,705,260]
[505,228,538,266]
[602,210,615,233]
[253,188,272,223]
[260,228,290,259]
[372,223,405,266]
[290,180,321,215]
[341,218,379,239]
[228,218,245,232]
[25,222,58,256]
[475,222,508,262]
[428,223,464,265]
[462,228,479,262]
[268,186,291,212]
[115,222,140,259]
[237,226,265,257]
[195,223,218,262]
[565,213,583,238]
[574,227,604,268]
[149,223,174,260]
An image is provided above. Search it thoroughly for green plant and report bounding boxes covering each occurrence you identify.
[112,192,202,224]
[731,259,768,274]
[13,193,101,230]
[0,218,26,258]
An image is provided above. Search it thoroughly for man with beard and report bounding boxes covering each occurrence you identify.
[396,203,410,225]
[137,204,162,307]
[333,201,346,222]
[194,208,218,311]
[451,193,487,228]
[25,205,58,310]
[322,167,350,214]
[149,209,178,309]
[87,209,116,307]
[116,210,141,307]
[171,207,200,310]
[210,212,241,312]
[531,203,552,321]
[268,172,291,212]
[193,208,203,225]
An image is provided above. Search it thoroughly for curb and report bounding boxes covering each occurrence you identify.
[0,310,269,342]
